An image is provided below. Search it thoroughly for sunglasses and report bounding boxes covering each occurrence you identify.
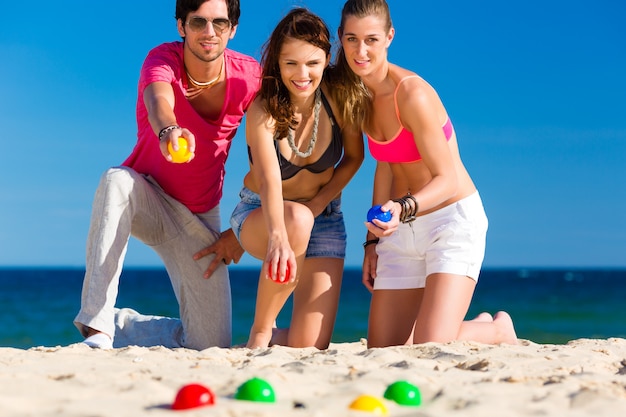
[186,16,232,34]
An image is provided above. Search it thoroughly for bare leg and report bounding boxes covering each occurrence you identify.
[239,202,314,349]
[413,273,518,345]
[368,288,424,348]
[286,257,343,349]
[247,277,298,348]
[412,273,475,343]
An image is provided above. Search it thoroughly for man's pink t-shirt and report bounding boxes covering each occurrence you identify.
[123,42,261,213]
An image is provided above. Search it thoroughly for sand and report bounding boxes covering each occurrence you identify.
[1,338,626,416]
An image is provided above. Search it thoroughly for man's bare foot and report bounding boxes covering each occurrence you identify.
[493,311,518,345]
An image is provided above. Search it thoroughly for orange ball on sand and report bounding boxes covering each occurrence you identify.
[167,137,192,163]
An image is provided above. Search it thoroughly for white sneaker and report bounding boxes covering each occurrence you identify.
[83,333,113,349]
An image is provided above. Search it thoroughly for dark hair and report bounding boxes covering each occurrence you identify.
[175,0,241,26]
[258,8,332,140]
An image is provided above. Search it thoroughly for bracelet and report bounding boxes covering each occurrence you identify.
[392,194,419,223]
[363,238,380,248]
[404,194,418,222]
[158,125,180,142]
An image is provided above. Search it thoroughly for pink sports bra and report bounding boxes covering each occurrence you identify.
[367,76,454,163]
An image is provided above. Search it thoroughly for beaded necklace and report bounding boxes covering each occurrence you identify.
[285,88,321,158]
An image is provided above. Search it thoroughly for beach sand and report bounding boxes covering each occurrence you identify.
[2,338,626,416]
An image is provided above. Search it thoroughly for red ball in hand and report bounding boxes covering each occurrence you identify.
[268,263,291,284]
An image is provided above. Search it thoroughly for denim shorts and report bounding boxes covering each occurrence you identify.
[373,192,488,290]
[230,186,346,259]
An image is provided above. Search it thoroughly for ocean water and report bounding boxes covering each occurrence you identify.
[1,267,624,349]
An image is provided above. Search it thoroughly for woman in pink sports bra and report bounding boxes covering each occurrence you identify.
[338,0,517,348]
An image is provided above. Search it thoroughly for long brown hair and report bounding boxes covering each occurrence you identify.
[335,0,393,130]
[258,7,367,137]
[258,8,331,140]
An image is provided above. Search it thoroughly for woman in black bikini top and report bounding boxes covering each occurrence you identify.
[230,8,366,349]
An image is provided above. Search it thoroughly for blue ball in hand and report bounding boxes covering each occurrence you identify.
[367,205,392,223]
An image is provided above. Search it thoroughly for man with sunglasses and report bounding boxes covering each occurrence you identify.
[73,0,260,350]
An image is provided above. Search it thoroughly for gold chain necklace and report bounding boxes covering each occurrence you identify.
[186,58,224,89]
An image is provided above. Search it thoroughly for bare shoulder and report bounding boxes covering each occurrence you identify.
[246,97,276,137]
[391,67,439,110]
[391,67,429,96]
[390,65,447,128]
[247,96,269,120]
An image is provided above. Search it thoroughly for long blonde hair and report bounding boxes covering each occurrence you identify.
[325,56,370,132]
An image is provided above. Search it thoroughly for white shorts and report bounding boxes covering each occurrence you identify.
[373,192,488,290]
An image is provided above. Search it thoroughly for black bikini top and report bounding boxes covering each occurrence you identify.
[248,91,343,181]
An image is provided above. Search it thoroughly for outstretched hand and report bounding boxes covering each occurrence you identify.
[159,127,196,163]
[193,228,244,278]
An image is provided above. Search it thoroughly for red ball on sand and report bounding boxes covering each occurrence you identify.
[268,263,291,284]
[172,383,215,410]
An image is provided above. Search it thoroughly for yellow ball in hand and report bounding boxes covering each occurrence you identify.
[167,137,192,163]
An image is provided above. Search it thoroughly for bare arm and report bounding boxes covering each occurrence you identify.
[362,161,393,290]
[396,78,458,209]
[143,82,196,162]
[246,99,297,278]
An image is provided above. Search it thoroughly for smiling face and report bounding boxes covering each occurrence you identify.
[177,0,237,64]
[278,38,328,101]
[340,14,393,79]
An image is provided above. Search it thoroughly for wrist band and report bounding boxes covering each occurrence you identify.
[158,125,181,142]
[392,194,419,223]
[363,238,380,248]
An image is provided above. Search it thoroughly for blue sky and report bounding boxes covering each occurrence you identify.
[1,0,624,268]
